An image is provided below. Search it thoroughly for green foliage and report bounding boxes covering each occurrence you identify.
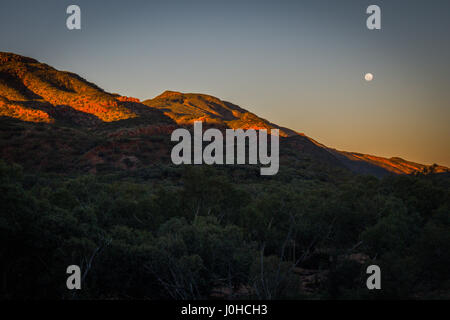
[0,159,448,299]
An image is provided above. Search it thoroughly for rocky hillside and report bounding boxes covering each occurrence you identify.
[0,52,447,176]
[0,52,136,123]
[143,91,298,137]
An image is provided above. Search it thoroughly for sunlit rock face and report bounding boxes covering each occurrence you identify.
[142,91,298,138]
[0,52,137,123]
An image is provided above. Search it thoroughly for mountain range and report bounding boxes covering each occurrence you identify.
[0,52,447,176]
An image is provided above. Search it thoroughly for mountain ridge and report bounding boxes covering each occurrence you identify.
[0,52,447,176]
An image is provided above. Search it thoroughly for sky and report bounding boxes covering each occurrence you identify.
[1,0,449,166]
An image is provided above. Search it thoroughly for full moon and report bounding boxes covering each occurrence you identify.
[365,73,374,82]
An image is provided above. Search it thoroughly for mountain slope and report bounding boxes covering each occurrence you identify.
[332,151,448,175]
[0,52,447,176]
[142,90,298,137]
[143,90,448,175]
[0,52,136,122]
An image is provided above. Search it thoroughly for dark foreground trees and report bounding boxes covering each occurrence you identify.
[0,161,448,299]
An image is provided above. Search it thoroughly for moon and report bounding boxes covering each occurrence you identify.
[365,73,374,82]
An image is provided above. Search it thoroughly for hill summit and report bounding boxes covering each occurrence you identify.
[143,91,298,137]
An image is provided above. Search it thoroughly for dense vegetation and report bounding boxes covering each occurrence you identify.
[1,159,448,300]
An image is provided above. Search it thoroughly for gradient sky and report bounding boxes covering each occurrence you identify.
[1,0,449,166]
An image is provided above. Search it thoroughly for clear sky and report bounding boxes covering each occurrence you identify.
[1,0,449,166]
